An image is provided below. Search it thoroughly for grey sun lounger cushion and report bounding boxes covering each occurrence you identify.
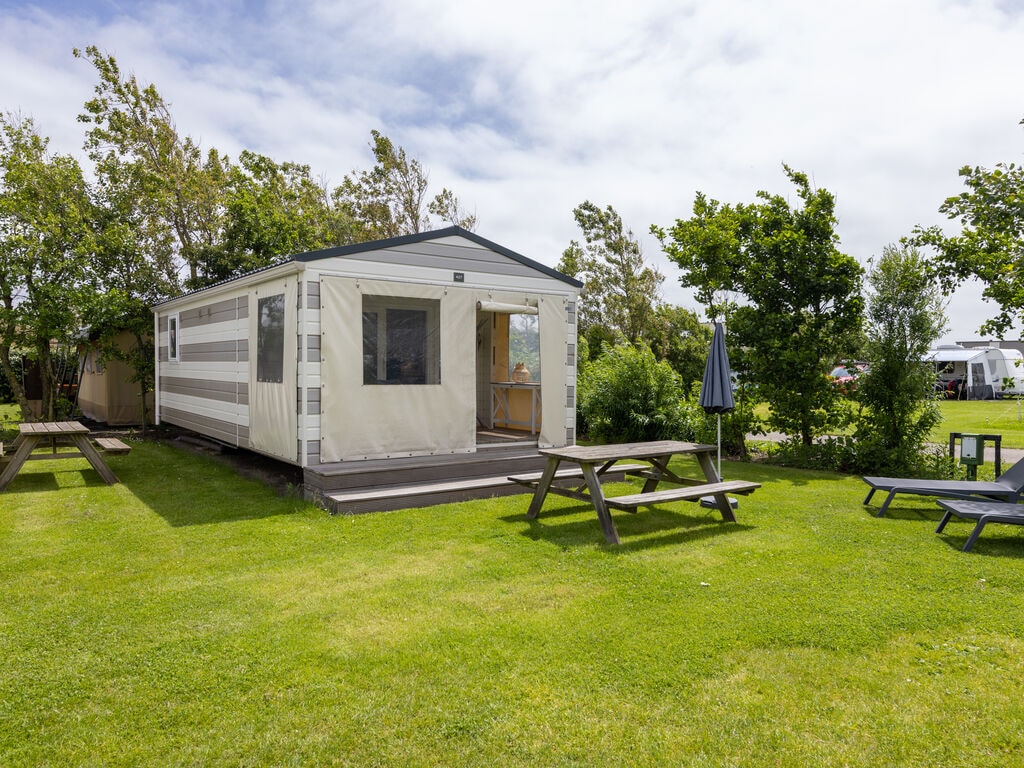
[862,459,1024,517]
[935,499,1024,552]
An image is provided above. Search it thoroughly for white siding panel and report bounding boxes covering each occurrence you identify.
[162,362,248,380]
[179,323,247,345]
[161,391,250,427]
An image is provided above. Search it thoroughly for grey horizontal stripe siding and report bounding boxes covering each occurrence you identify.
[160,376,248,405]
[180,296,248,328]
[351,243,542,280]
[307,387,321,416]
[567,343,576,366]
[161,406,249,447]
[566,385,575,409]
[180,339,248,363]
[306,440,320,465]
[306,334,321,363]
[307,280,320,304]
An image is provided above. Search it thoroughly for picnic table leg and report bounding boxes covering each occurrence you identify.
[70,435,119,485]
[0,436,41,491]
[527,456,561,519]
[641,454,674,493]
[581,462,620,545]
[694,450,737,523]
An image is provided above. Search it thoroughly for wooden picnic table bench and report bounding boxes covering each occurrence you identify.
[0,421,129,490]
[513,441,761,544]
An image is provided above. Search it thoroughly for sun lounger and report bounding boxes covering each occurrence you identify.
[935,499,1024,552]
[862,459,1024,517]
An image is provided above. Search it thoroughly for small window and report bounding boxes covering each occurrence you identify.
[168,314,180,362]
[362,295,440,385]
[257,294,286,383]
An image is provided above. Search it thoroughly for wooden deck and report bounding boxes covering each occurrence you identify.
[304,440,549,514]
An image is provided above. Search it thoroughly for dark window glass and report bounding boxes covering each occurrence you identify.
[362,295,440,385]
[257,294,286,383]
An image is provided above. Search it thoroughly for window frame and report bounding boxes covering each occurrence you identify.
[361,294,441,386]
[167,313,180,362]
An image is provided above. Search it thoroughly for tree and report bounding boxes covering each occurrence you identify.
[652,193,740,323]
[854,244,947,474]
[335,130,475,240]
[646,304,712,390]
[75,45,226,290]
[912,119,1024,337]
[207,150,356,282]
[558,201,663,345]
[656,166,864,445]
[0,113,94,420]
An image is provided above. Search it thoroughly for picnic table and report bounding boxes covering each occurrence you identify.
[0,421,131,491]
[510,440,760,544]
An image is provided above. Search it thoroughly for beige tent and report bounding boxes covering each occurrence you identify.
[152,227,583,467]
[78,331,152,425]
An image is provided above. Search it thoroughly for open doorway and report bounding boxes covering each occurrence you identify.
[476,305,542,446]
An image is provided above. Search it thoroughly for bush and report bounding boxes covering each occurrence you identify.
[578,344,689,443]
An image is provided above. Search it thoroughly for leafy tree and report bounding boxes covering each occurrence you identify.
[335,130,475,240]
[912,119,1024,337]
[75,45,226,290]
[646,304,712,390]
[652,194,741,323]
[558,201,663,345]
[208,150,355,282]
[853,244,947,474]
[656,166,864,445]
[0,113,94,420]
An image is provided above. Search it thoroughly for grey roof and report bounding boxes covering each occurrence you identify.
[155,226,582,307]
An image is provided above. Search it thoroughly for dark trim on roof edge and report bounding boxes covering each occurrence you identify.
[155,227,582,308]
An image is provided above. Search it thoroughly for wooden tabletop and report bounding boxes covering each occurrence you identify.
[18,421,89,436]
[538,441,717,463]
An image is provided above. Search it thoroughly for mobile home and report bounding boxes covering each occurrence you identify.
[928,344,1024,399]
[152,227,582,507]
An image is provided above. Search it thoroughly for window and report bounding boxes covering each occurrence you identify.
[362,295,440,385]
[168,314,180,362]
[509,312,540,382]
[257,294,286,383]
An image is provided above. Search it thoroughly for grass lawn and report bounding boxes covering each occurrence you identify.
[2,441,1024,766]
[933,399,1024,449]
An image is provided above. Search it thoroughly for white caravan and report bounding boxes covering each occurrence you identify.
[927,345,1024,399]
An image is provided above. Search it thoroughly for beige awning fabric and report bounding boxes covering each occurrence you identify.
[476,300,538,315]
[320,277,476,461]
[538,295,568,448]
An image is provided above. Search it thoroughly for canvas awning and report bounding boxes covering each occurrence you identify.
[476,300,538,315]
[927,348,986,363]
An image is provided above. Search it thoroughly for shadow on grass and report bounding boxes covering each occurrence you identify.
[935,529,1024,558]
[1,465,107,493]
[863,502,947,522]
[504,501,754,551]
[112,443,306,527]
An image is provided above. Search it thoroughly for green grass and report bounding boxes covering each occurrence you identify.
[2,441,1024,766]
[933,399,1024,449]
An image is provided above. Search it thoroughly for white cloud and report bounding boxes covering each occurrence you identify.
[1,0,1022,341]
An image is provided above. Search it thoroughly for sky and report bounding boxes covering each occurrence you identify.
[1,0,1022,344]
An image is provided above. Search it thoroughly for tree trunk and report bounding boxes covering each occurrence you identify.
[0,346,34,421]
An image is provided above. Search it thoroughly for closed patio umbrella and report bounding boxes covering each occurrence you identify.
[699,322,734,480]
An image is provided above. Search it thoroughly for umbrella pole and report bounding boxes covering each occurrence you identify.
[717,413,722,478]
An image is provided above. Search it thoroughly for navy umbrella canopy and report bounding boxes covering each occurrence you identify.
[700,322,734,414]
[699,322,734,478]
